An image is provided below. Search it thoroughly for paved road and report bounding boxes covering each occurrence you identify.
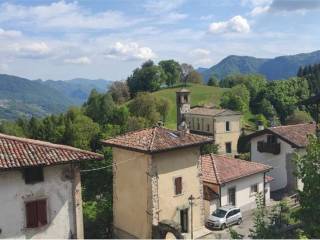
[201,210,254,239]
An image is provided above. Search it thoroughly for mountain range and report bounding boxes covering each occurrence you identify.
[0,74,111,120]
[199,50,320,81]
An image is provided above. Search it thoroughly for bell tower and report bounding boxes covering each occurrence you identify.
[176,88,191,130]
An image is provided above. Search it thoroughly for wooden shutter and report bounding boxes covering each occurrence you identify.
[26,199,47,228]
[175,177,182,195]
[26,201,38,228]
[37,199,47,226]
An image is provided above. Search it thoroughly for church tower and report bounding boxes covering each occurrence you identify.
[176,88,191,130]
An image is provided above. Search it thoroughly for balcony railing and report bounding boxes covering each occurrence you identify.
[257,141,280,155]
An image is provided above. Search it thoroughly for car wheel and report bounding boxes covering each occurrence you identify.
[221,224,226,230]
[237,218,242,225]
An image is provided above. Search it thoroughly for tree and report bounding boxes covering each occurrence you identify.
[156,98,170,123]
[108,80,130,104]
[200,143,219,155]
[186,70,203,84]
[220,84,250,112]
[207,75,219,87]
[127,60,164,96]
[84,90,116,125]
[286,110,313,125]
[159,60,181,86]
[128,92,161,125]
[294,135,320,238]
[249,192,269,239]
[180,63,194,83]
[265,77,310,123]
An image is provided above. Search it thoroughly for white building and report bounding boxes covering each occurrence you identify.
[201,154,272,217]
[247,123,315,192]
[0,133,103,239]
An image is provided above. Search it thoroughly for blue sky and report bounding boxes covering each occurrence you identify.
[0,0,319,80]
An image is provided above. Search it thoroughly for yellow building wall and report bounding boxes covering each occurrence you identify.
[185,113,241,154]
[214,115,241,154]
[152,147,204,232]
[112,147,152,238]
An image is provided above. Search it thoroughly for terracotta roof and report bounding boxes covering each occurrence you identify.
[247,123,316,148]
[0,133,103,170]
[201,154,272,185]
[188,107,241,117]
[102,127,213,153]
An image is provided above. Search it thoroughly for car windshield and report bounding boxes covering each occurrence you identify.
[212,209,227,218]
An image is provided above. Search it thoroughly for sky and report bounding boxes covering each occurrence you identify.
[0,0,319,81]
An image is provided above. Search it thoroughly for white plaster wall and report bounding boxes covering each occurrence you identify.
[220,173,266,212]
[265,182,271,204]
[0,164,75,239]
[251,135,295,191]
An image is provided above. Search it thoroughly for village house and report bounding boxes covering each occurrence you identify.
[103,126,212,239]
[176,89,242,155]
[0,133,103,239]
[201,154,272,219]
[247,122,315,192]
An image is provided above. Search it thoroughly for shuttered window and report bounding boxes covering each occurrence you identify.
[174,177,182,195]
[26,199,47,228]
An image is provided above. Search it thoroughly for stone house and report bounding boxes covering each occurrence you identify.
[176,88,242,155]
[201,154,272,218]
[247,123,315,192]
[102,126,212,239]
[0,133,103,239]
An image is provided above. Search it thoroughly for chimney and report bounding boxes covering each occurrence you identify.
[257,120,264,131]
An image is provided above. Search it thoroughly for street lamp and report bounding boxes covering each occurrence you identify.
[188,195,195,239]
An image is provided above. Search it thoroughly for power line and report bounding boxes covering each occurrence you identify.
[80,154,142,173]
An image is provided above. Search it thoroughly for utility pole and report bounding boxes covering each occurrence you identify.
[188,195,195,239]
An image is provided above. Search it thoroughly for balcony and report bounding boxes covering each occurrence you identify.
[257,141,280,155]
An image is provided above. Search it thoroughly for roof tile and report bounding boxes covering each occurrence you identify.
[201,154,271,184]
[102,127,213,153]
[0,133,103,170]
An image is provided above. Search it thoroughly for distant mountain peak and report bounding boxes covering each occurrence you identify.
[198,50,320,81]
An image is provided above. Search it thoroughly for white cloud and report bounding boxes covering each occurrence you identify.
[0,28,21,38]
[250,5,270,16]
[105,42,156,61]
[190,48,213,67]
[191,48,211,57]
[208,16,250,34]
[13,42,51,58]
[0,1,140,30]
[0,63,8,71]
[64,56,91,65]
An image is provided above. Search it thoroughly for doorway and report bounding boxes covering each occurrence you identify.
[180,209,188,233]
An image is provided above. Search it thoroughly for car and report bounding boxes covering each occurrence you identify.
[206,205,242,230]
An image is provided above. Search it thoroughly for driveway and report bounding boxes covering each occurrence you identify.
[200,210,254,239]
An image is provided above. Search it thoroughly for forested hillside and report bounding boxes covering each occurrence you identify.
[200,50,320,81]
[0,74,111,120]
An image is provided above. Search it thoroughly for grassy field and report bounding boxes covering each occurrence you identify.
[152,84,229,129]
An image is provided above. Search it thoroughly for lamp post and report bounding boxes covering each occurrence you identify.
[188,195,195,239]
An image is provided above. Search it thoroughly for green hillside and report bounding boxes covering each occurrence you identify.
[152,84,229,129]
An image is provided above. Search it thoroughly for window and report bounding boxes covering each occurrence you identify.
[24,167,44,184]
[226,121,230,132]
[228,187,236,206]
[197,119,200,130]
[192,118,195,129]
[174,177,182,195]
[25,199,47,228]
[225,142,232,154]
[250,184,258,195]
[207,124,210,132]
[267,135,277,144]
